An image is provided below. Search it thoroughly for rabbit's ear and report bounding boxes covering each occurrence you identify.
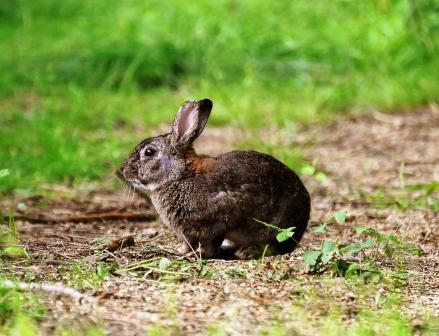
[172,98,213,146]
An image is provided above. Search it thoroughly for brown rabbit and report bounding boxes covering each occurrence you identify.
[118,99,310,259]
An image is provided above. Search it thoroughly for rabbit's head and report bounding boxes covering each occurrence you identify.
[117,99,213,192]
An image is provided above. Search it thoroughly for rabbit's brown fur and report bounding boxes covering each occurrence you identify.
[118,99,310,259]
[185,152,216,174]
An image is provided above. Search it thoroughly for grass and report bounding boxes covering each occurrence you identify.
[116,269,438,335]
[2,266,437,336]
[258,303,437,336]
[0,214,103,335]
[0,281,104,336]
[140,292,438,336]
[58,261,114,290]
[0,209,29,260]
[0,283,43,336]
[0,0,438,192]
[360,182,439,211]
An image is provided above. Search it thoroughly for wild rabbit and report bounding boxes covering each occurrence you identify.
[118,99,310,259]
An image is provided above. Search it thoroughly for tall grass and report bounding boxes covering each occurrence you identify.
[0,0,438,191]
[2,1,438,99]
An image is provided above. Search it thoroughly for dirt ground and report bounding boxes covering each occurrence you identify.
[2,106,438,335]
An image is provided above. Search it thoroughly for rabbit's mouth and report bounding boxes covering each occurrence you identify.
[130,178,160,192]
[116,167,143,186]
[116,169,143,188]
[132,180,146,189]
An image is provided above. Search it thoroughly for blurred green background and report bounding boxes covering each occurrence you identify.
[0,0,438,192]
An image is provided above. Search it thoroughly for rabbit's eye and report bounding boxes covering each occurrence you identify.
[144,147,156,157]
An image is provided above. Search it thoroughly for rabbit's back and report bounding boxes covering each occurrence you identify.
[171,150,310,251]
[213,150,310,233]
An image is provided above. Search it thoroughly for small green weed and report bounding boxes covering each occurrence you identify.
[299,160,328,183]
[0,194,29,260]
[225,267,247,279]
[253,218,296,243]
[59,261,114,289]
[118,256,215,281]
[311,210,347,234]
[303,210,419,281]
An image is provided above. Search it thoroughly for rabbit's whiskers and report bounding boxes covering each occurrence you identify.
[121,184,129,200]
[127,185,132,203]
[130,185,136,204]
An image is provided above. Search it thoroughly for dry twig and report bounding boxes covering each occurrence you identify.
[101,236,135,252]
[3,210,156,224]
[1,280,95,303]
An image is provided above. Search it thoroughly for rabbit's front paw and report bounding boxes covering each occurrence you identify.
[177,242,193,255]
[199,243,222,259]
[234,245,261,260]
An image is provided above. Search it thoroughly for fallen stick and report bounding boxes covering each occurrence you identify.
[101,235,135,252]
[3,210,156,224]
[0,280,95,303]
[331,200,395,207]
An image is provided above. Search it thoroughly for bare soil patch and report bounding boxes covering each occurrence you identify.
[1,107,438,335]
